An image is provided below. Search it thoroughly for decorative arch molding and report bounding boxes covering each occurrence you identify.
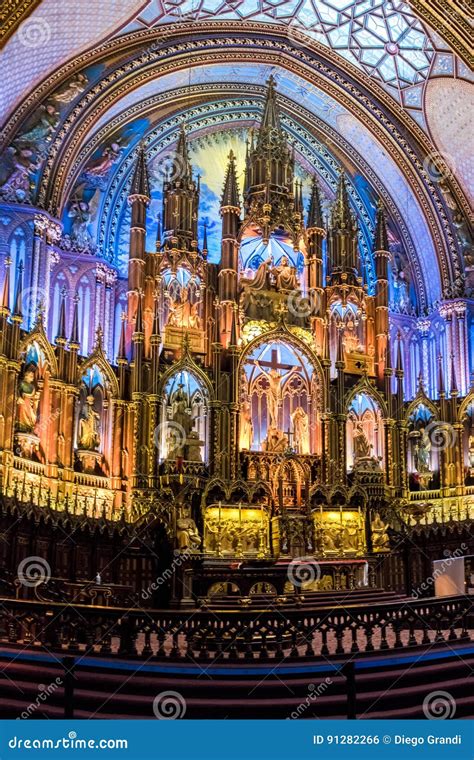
[458,392,474,423]
[405,394,439,423]
[78,350,119,399]
[157,353,215,403]
[3,27,462,300]
[344,377,389,420]
[18,322,59,378]
[237,325,325,402]
[201,477,273,507]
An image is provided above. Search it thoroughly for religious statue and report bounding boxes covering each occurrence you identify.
[371,513,390,551]
[186,430,204,462]
[176,507,201,552]
[414,427,431,474]
[393,268,410,311]
[78,396,100,450]
[255,360,295,429]
[263,426,288,453]
[0,146,40,203]
[343,319,363,354]
[167,286,201,329]
[16,367,41,433]
[468,433,474,471]
[171,384,193,437]
[353,422,372,460]
[271,256,299,291]
[16,103,59,152]
[240,259,271,291]
[343,521,360,553]
[68,200,93,250]
[239,400,254,450]
[291,406,310,454]
[51,73,88,104]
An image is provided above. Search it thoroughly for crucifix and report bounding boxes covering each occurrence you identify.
[254,349,301,429]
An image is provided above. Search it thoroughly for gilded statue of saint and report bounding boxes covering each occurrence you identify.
[168,286,201,329]
[291,406,310,454]
[16,367,40,433]
[353,422,371,460]
[271,256,299,291]
[78,397,100,450]
[176,507,201,552]
[239,400,253,450]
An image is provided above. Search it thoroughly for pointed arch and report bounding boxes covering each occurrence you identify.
[79,350,119,398]
[345,377,388,419]
[19,327,59,378]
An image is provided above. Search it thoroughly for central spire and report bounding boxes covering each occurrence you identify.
[259,74,281,136]
[243,77,302,248]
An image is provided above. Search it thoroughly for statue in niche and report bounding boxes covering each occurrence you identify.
[271,256,299,291]
[255,360,296,429]
[343,319,363,354]
[186,430,204,462]
[171,385,193,437]
[239,400,254,450]
[353,423,372,461]
[16,366,40,433]
[291,406,310,454]
[343,521,360,553]
[167,286,201,329]
[176,506,201,552]
[240,259,271,291]
[68,200,93,250]
[393,267,410,311]
[78,396,100,450]
[414,427,431,474]
[263,426,288,453]
[468,433,474,471]
[371,513,390,551]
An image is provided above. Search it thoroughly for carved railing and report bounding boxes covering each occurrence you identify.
[0,595,470,662]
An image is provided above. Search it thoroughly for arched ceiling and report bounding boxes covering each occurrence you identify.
[0,2,472,314]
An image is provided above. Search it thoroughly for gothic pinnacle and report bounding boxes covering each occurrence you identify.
[374,199,389,251]
[331,170,354,231]
[1,256,12,312]
[260,74,281,134]
[129,144,150,200]
[69,293,80,347]
[221,150,240,209]
[13,260,24,318]
[55,286,67,343]
[307,176,324,229]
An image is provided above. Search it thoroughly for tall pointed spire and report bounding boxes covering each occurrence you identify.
[307,176,324,229]
[55,286,67,344]
[134,290,143,334]
[396,332,404,373]
[12,260,24,318]
[202,221,208,256]
[450,353,458,395]
[69,293,80,348]
[374,199,389,251]
[331,170,354,231]
[221,150,240,209]
[1,256,12,313]
[259,75,281,135]
[437,354,445,397]
[130,144,150,199]
[175,123,192,181]
[151,295,161,340]
[117,311,127,361]
[155,217,161,252]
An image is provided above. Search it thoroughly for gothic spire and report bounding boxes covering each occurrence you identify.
[129,144,150,199]
[155,217,161,252]
[260,75,281,135]
[221,150,240,208]
[55,286,67,344]
[396,332,404,374]
[117,312,127,360]
[175,123,192,181]
[307,175,324,229]
[152,295,161,339]
[437,354,445,397]
[202,221,208,255]
[13,260,24,318]
[1,256,11,312]
[374,200,389,251]
[331,170,354,231]
[134,291,143,335]
[69,294,80,347]
[450,353,458,395]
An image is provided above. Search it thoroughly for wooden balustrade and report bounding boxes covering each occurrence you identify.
[0,595,470,663]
